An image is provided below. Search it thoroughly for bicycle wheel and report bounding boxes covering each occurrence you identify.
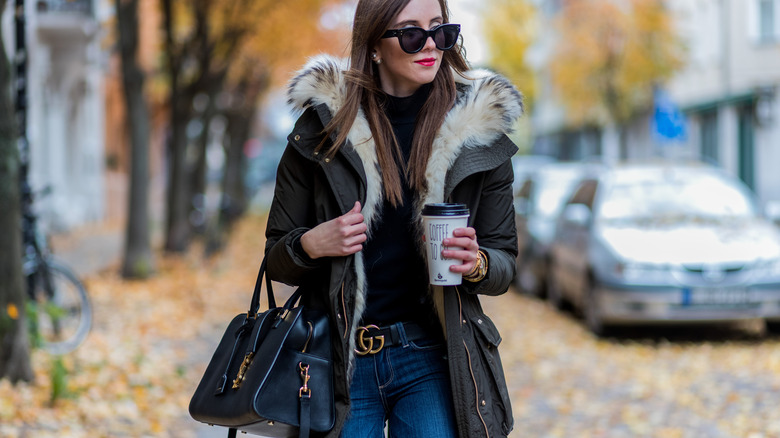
[28,259,92,354]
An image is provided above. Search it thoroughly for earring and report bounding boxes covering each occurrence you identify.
[372,53,382,65]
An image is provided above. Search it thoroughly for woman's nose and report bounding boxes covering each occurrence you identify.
[423,35,437,51]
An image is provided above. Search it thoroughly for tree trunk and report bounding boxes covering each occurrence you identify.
[161,0,192,253]
[203,107,250,257]
[221,68,269,226]
[606,93,628,160]
[222,109,251,220]
[618,125,628,160]
[189,90,218,236]
[0,0,34,383]
[116,0,155,278]
[207,69,269,254]
[164,100,192,252]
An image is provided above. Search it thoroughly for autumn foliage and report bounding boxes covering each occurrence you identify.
[549,0,685,126]
[482,0,538,107]
[163,0,348,87]
[158,0,349,253]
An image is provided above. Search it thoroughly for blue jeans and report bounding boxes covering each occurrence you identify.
[339,323,458,438]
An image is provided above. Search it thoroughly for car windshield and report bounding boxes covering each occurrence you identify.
[598,168,759,224]
[534,169,586,218]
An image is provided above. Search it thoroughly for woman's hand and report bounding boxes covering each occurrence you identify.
[441,227,479,275]
[300,201,368,259]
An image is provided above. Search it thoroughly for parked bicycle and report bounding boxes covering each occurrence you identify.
[14,0,91,355]
[21,184,92,355]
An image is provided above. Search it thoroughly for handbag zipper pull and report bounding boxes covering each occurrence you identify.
[231,352,255,389]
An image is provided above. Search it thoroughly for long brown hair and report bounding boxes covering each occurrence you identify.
[319,0,470,206]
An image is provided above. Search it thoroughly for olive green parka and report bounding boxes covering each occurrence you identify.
[265,55,522,438]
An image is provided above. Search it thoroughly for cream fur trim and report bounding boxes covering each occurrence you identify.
[286,54,523,365]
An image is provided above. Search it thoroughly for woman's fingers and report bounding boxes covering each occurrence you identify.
[300,201,367,258]
[302,207,476,268]
[442,227,479,273]
[443,228,478,251]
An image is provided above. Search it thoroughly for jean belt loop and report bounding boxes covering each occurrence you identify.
[394,322,409,347]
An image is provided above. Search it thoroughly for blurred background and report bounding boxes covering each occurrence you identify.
[2,0,778,242]
[2,0,780,436]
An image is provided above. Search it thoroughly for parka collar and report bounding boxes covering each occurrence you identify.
[286,54,524,226]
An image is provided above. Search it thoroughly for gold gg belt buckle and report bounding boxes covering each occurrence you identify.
[354,325,385,355]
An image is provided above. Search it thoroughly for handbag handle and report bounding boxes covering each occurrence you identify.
[249,256,275,313]
[248,256,304,317]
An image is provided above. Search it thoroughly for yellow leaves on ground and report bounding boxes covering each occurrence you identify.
[5,211,780,436]
[482,290,780,437]
[0,215,270,438]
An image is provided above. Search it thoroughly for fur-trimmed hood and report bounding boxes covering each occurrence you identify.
[287,54,524,232]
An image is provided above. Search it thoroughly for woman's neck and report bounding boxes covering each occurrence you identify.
[384,83,432,120]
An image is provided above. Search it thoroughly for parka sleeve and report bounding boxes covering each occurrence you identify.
[264,110,327,286]
[461,159,518,296]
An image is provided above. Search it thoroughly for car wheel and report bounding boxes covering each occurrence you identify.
[583,280,609,337]
[546,262,564,309]
[766,320,780,334]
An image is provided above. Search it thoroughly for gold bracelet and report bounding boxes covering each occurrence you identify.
[464,254,481,278]
[464,250,488,283]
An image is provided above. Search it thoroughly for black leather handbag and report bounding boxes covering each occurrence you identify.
[189,257,334,438]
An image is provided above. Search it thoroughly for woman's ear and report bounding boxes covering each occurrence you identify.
[371,50,383,65]
[371,41,386,63]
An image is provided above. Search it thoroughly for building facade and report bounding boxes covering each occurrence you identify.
[668,0,780,203]
[529,0,780,206]
[3,0,106,231]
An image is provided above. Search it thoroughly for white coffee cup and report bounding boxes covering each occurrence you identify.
[422,203,470,286]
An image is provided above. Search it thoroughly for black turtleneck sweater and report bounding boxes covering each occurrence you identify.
[361,84,433,326]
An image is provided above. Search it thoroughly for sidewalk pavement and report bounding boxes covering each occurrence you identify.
[48,222,240,438]
[49,221,125,277]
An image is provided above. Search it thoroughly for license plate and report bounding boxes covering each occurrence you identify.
[682,287,752,305]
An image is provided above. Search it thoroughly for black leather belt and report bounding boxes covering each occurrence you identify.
[354,322,431,355]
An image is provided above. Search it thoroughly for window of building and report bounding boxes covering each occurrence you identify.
[700,110,718,165]
[738,104,756,191]
[759,0,776,42]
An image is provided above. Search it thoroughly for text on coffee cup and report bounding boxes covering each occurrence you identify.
[428,223,453,261]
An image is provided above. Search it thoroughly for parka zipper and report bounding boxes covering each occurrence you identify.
[340,281,348,339]
[456,286,490,437]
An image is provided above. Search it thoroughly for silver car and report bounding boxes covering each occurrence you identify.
[547,163,780,335]
[514,162,598,296]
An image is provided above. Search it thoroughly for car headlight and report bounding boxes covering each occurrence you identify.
[753,259,780,278]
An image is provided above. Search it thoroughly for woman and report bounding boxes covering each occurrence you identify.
[265,0,522,436]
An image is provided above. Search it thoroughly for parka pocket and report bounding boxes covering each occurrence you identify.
[469,314,513,435]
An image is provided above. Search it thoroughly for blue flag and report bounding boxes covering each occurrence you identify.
[651,87,688,143]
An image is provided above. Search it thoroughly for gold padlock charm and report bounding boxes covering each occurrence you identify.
[232,352,255,389]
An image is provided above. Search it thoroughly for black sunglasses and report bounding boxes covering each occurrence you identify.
[381,23,461,54]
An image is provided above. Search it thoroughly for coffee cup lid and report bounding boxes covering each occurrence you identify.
[422,203,470,216]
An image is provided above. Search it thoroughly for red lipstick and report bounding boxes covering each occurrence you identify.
[415,58,436,67]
